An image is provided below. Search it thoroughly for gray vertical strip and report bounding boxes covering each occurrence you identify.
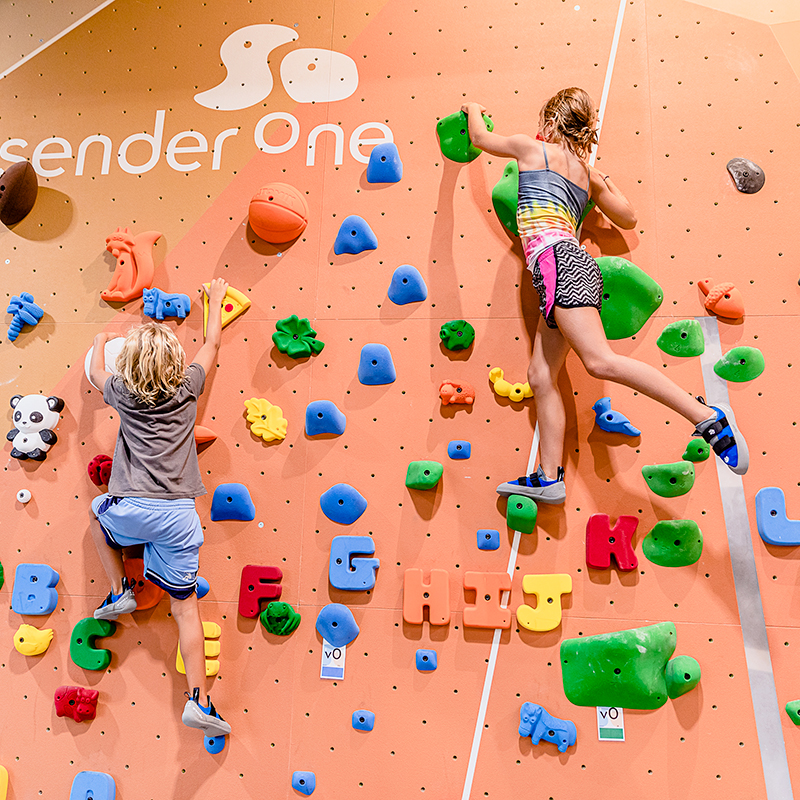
[697,316,793,800]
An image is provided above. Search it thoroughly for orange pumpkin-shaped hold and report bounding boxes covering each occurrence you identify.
[698,278,744,320]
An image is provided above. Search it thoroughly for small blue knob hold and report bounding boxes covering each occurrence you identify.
[292,771,316,796]
[315,603,360,647]
[305,400,347,437]
[416,648,437,671]
[204,733,226,754]
[358,343,396,385]
[320,483,368,525]
[195,576,210,599]
[352,709,375,731]
[333,215,378,255]
[477,529,500,551]
[448,440,471,459]
[210,483,256,521]
[387,264,427,305]
[366,142,403,183]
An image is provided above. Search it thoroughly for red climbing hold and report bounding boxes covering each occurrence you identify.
[585,513,639,571]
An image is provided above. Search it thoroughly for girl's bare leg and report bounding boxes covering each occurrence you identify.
[170,592,209,706]
[89,511,126,595]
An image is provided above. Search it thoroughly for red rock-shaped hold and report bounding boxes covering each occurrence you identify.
[87,454,113,486]
[55,685,99,722]
[698,278,744,320]
[585,513,639,571]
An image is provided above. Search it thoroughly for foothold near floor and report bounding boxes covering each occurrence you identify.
[665,655,702,699]
[592,397,640,437]
[329,536,380,591]
[87,454,113,487]
[16,489,31,504]
[489,368,533,402]
[755,487,800,546]
[596,256,663,340]
[416,649,437,671]
[585,514,639,571]
[204,733,226,754]
[642,520,703,567]
[642,462,695,498]
[13,623,53,656]
[439,319,475,351]
[518,702,577,753]
[142,287,191,321]
[0,160,38,226]
[516,574,572,632]
[656,319,704,357]
[320,483,367,524]
[477,528,500,551]
[292,771,316,796]
[6,292,44,341]
[438,380,475,405]
[491,160,519,235]
[315,604,359,647]
[448,440,471,459]
[101,227,160,303]
[69,771,116,800]
[713,346,765,382]
[367,142,403,183]
[249,182,309,243]
[55,685,99,722]
[260,601,301,635]
[358,343,396,385]
[698,278,745,321]
[244,398,288,442]
[682,439,709,463]
[333,215,378,255]
[11,563,60,615]
[405,460,443,490]
[561,621,684,709]
[785,700,800,726]
[436,110,494,163]
[387,264,427,305]
[202,283,251,335]
[352,709,375,731]
[726,157,765,194]
[305,400,347,437]
[238,565,283,617]
[210,483,256,521]
[70,618,116,671]
[272,314,325,358]
[506,494,537,534]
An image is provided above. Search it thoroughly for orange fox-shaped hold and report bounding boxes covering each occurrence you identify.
[698,278,744,320]
[101,226,162,303]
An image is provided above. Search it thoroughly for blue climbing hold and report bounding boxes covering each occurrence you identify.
[320,483,367,524]
[756,487,800,545]
[195,576,210,599]
[366,142,403,183]
[416,649,437,671]
[292,771,316,796]
[477,528,500,551]
[387,264,427,305]
[11,563,60,615]
[519,702,577,753]
[315,603,360,647]
[210,483,256,521]
[333,215,378,255]
[329,536,380,591]
[592,397,641,437]
[69,771,116,800]
[448,440,471,459]
[6,292,44,342]
[305,400,347,437]
[352,709,375,731]
[204,733,226,754]
[358,343,396,385]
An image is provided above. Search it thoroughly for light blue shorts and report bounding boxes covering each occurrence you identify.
[92,494,203,599]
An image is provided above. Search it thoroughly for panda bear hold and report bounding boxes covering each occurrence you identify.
[6,394,65,461]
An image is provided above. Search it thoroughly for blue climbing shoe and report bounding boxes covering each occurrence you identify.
[94,577,137,620]
[694,397,748,476]
[496,466,566,504]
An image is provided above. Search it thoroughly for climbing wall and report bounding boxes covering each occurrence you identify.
[2,0,799,797]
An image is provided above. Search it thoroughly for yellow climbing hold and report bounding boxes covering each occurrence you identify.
[177,620,221,677]
[245,398,288,442]
[489,367,533,402]
[13,623,53,656]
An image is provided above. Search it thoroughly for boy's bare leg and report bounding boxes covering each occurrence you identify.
[170,593,209,706]
[89,511,126,595]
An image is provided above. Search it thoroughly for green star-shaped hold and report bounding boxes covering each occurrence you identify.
[272,314,325,358]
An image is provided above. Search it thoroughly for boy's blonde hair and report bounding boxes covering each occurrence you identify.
[539,87,599,160]
[115,322,187,406]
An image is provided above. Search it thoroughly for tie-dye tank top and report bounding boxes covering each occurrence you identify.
[517,143,590,270]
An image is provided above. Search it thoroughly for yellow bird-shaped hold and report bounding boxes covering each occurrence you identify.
[489,367,533,402]
[14,623,54,656]
[244,398,288,442]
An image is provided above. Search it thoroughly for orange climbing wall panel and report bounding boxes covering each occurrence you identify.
[2,0,799,796]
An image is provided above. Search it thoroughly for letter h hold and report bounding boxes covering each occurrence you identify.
[403,569,450,625]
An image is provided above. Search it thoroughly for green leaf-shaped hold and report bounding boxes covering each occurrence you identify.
[436,111,494,163]
[506,494,537,534]
[713,346,765,382]
[0,560,4,591]
[642,462,695,498]
[439,319,475,351]
[491,161,519,235]
[70,617,116,671]
[785,700,800,725]
[406,460,443,490]
[272,314,325,359]
[665,655,701,699]
[642,520,703,567]
[597,256,663,340]
[682,439,710,463]
[260,601,301,636]
[656,319,705,357]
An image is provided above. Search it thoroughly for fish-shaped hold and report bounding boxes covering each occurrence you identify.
[14,623,53,656]
[592,397,640,437]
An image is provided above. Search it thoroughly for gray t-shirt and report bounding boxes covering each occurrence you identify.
[104,363,207,499]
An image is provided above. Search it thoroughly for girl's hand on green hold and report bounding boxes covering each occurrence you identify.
[461,102,487,116]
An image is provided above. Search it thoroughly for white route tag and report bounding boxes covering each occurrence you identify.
[597,706,625,741]
[320,638,346,680]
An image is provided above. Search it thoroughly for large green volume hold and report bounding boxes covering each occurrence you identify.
[656,319,705,357]
[596,256,663,340]
[561,622,677,709]
[642,462,695,498]
[713,346,765,382]
[436,111,494,163]
[642,520,703,567]
[491,161,519,235]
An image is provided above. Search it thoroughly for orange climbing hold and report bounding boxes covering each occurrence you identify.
[193,425,217,446]
[403,568,451,625]
[249,182,309,244]
[463,572,511,629]
[101,227,161,303]
[698,278,744,320]
[123,558,165,610]
[438,380,476,406]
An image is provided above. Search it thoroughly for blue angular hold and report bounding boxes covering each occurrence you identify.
[477,528,500,551]
[320,483,367,525]
[756,487,800,545]
[315,603,360,647]
[292,771,316,796]
[448,440,471,459]
[195,576,210,599]
[366,142,403,183]
[592,397,641,437]
[387,264,427,305]
[352,709,375,731]
[305,400,347,437]
[12,563,60,615]
[333,215,378,255]
[69,771,116,800]
[416,649,437,671]
[358,343,396,385]
[210,483,255,522]
[329,536,380,591]
[204,733,226,754]
[519,702,577,753]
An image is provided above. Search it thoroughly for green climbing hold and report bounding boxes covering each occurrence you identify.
[682,439,709,463]
[596,256,663,340]
[491,161,519,236]
[70,617,116,671]
[439,320,475,351]
[713,346,765,383]
[656,319,705,357]
[665,655,701,699]
[561,622,679,709]
[506,494,537,534]
[785,700,800,726]
[0,561,4,591]
[406,460,444,490]
[260,601,301,636]
[642,462,695,498]
[642,520,703,567]
[436,110,494,163]
[272,315,325,359]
